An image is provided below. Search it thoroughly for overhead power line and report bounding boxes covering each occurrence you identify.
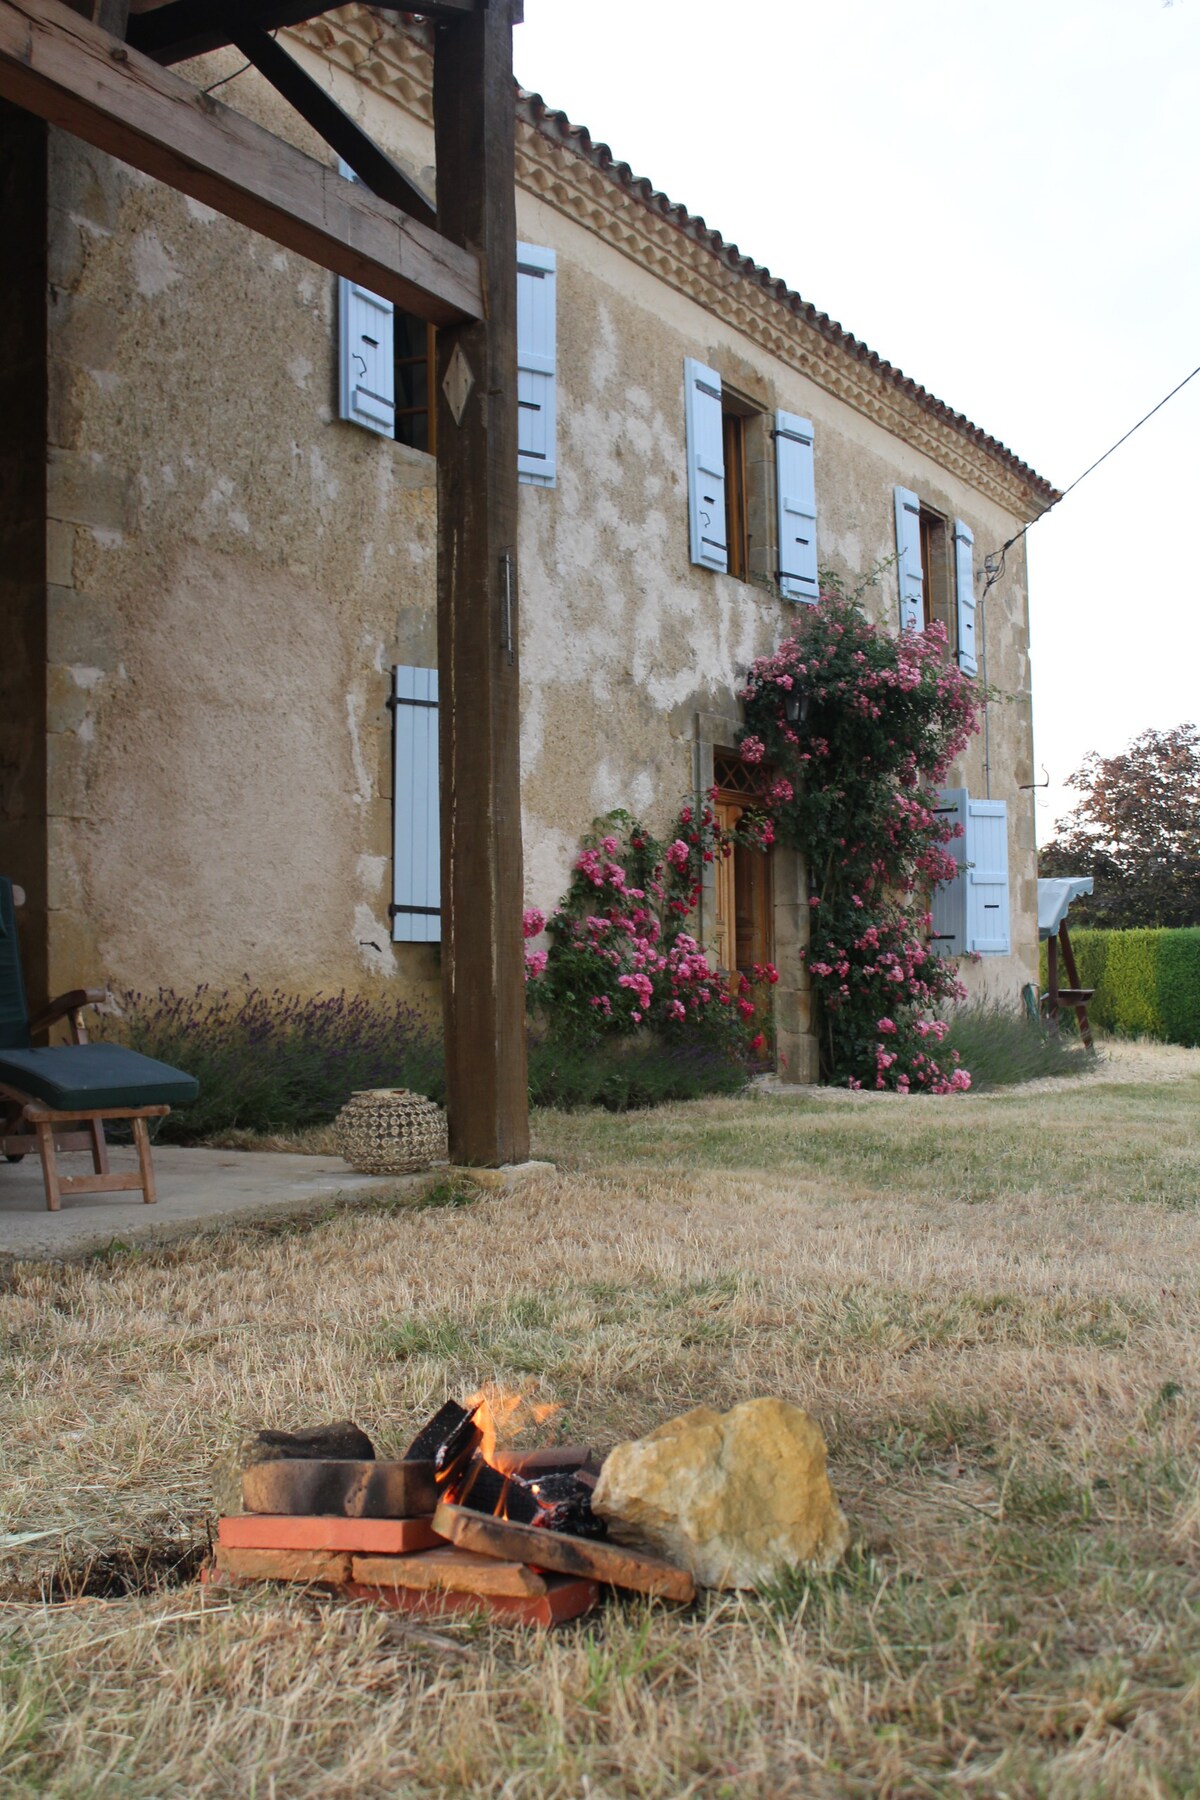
[983,361,1200,587]
[975,360,1198,802]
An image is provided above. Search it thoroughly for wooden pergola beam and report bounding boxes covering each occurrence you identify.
[125,0,518,68]
[0,0,482,322]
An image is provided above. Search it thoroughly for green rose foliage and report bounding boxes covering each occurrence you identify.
[525,803,778,1062]
[736,585,985,1091]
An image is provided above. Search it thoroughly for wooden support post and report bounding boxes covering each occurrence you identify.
[1057,922,1094,1050]
[433,0,529,1167]
[0,101,50,1011]
[1045,932,1059,1034]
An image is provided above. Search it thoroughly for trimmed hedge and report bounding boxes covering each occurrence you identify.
[1040,928,1200,1046]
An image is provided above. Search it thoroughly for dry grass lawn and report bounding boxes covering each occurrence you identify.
[2,1043,1200,1797]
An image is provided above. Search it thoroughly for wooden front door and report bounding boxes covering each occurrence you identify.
[712,768,773,983]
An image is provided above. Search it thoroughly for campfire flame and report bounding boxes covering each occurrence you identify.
[462,1385,561,1467]
[428,1385,590,1531]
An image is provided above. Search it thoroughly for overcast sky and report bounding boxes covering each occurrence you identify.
[513,0,1200,835]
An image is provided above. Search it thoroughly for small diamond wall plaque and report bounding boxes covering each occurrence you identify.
[443,344,475,426]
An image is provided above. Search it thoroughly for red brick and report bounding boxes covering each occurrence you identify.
[214,1546,352,1585]
[342,1573,601,1628]
[351,1547,545,1597]
[217,1514,439,1556]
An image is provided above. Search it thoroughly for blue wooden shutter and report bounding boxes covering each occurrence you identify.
[684,358,727,571]
[894,487,924,631]
[391,666,440,943]
[965,798,1010,955]
[775,410,818,603]
[954,519,978,675]
[517,243,556,487]
[336,162,396,437]
[930,787,967,957]
[339,281,396,435]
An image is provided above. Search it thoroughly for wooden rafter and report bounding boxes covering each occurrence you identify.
[229,23,435,226]
[0,0,481,321]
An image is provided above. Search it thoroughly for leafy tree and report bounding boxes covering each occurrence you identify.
[1039,724,1200,928]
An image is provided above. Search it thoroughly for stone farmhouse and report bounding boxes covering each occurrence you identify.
[3,5,1057,1083]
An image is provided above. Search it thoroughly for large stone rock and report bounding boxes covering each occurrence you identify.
[591,1398,849,1590]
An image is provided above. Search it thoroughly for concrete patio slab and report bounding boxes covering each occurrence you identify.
[0,1145,417,1260]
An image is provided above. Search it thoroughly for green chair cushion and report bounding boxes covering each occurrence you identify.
[0,1044,199,1113]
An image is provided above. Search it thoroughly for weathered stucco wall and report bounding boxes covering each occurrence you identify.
[40,64,440,1012]
[36,12,1042,1077]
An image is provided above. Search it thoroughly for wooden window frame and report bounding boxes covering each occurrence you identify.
[918,505,955,649]
[721,408,749,582]
[395,317,436,455]
[719,388,770,587]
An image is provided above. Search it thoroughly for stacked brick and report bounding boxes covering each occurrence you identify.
[209,1448,693,1627]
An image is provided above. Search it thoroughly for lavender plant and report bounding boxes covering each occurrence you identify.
[108,984,444,1142]
[106,980,750,1139]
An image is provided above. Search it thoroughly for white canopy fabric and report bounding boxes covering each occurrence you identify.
[1038,877,1094,941]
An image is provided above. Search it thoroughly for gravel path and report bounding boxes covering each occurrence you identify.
[1019,1036,1200,1094]
[762,1035,1200,1103]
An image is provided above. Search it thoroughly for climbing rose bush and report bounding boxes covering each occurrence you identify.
[526,802,777,1059]
[738,583,983,1091]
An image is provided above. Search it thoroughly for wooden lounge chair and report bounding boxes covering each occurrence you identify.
[0,877,199,1211]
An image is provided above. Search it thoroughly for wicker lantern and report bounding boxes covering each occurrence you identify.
[333,1088,447,1174]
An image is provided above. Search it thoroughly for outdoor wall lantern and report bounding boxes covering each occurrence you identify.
[784,685,810,728]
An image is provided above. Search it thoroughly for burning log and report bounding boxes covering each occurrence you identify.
[402,1398,604,1535]
[491,1446,601,1478]
[403,1398,483,1496]
[452,1457,535,1524]
[403,1400,478,1468]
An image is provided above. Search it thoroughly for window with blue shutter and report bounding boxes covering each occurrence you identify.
[391,666,440,944]
[930,787,968,956]
[339,280,396,437]
[931,791,1010,957]
[965,798,1010,955]
[517,243,556,487]
[894,487,924,631]
[775,410,818,603]
[685,358,728,572]
[954,519,978,676]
